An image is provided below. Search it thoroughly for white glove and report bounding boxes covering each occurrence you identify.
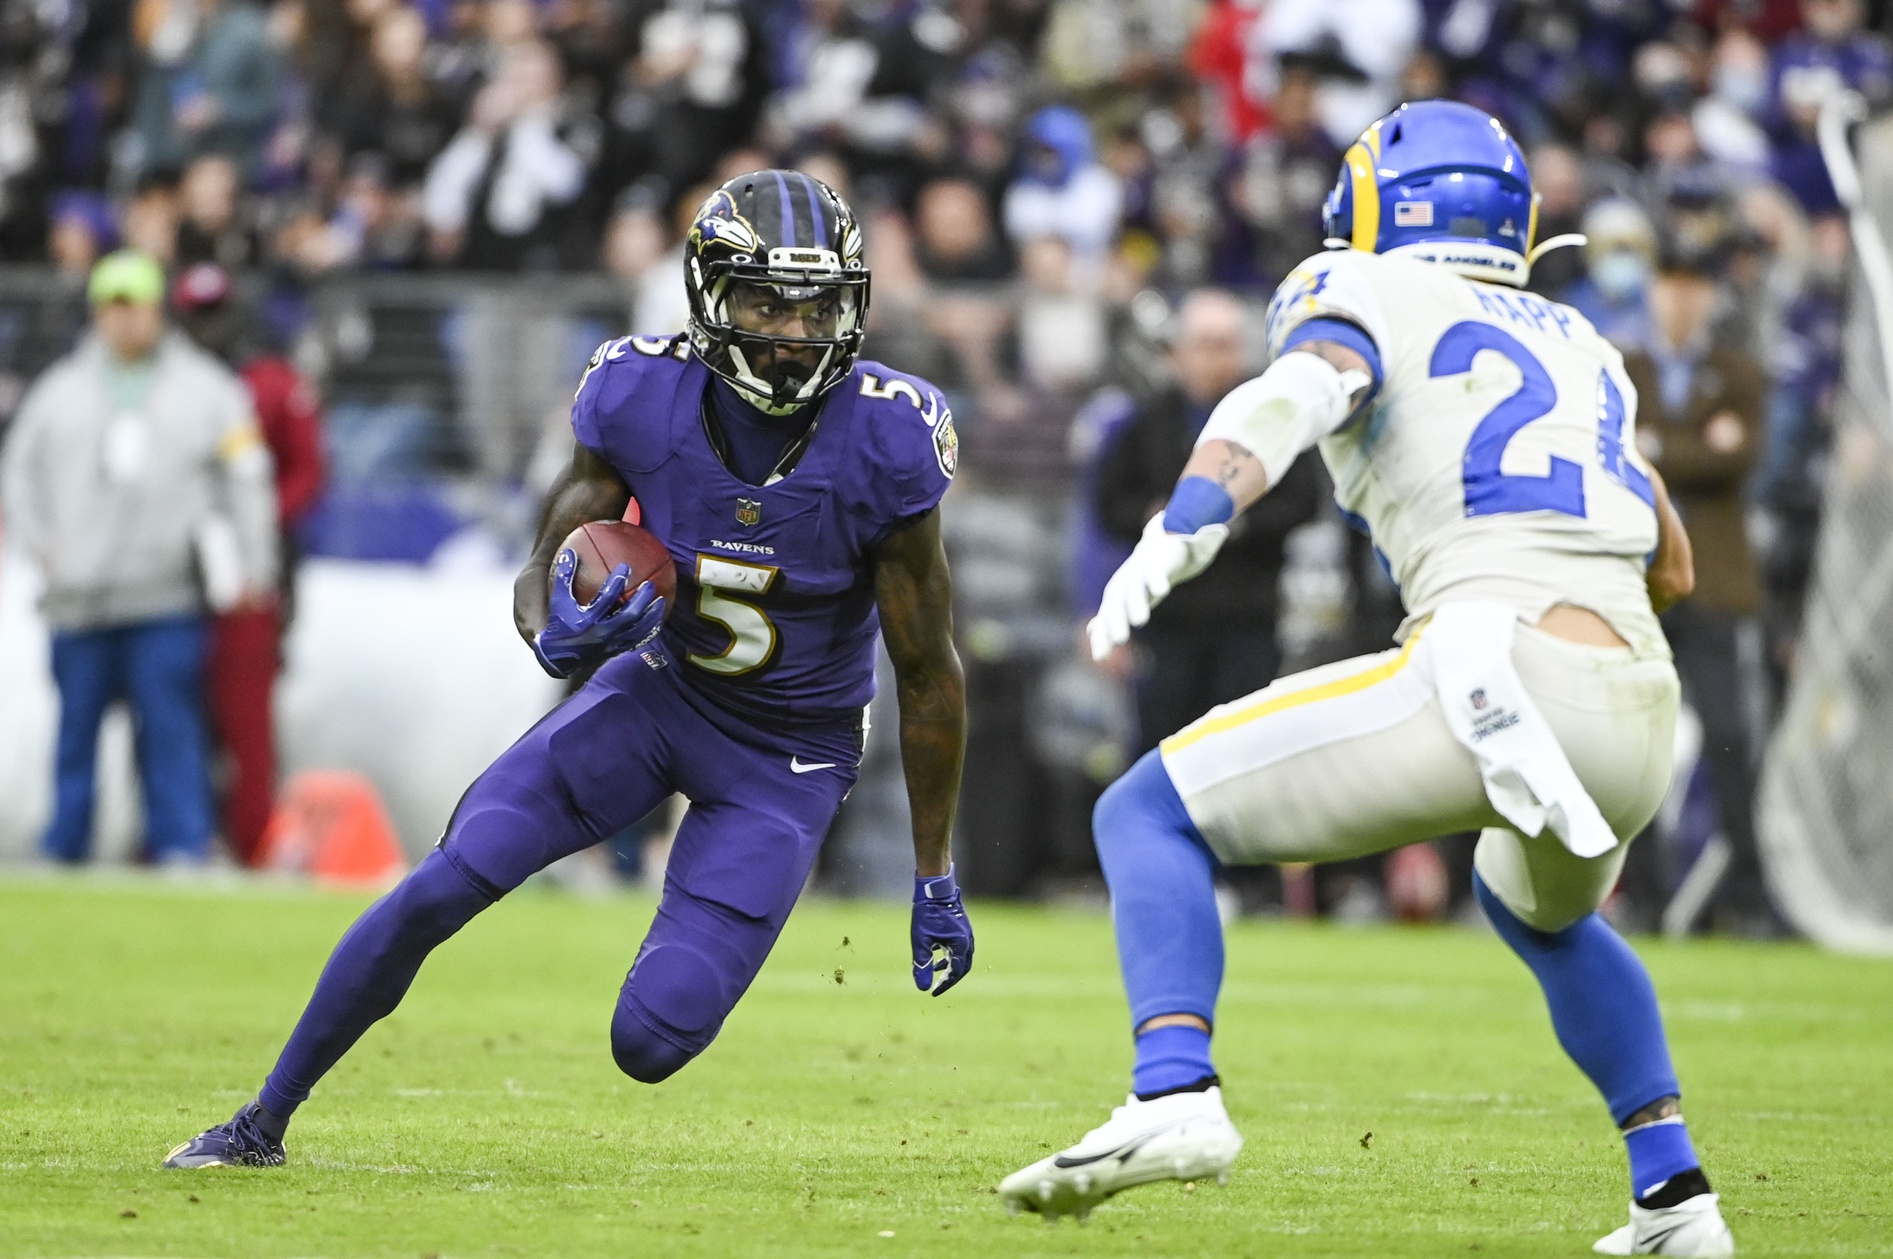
[1087,513,1230,660]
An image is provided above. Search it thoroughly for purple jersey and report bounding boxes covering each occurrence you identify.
[571,335,956,726]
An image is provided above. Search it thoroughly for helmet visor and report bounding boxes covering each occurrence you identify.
[724,280,853,341]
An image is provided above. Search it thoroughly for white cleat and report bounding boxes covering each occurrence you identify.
[1593,1193,1736,1256]
[998,1086,1243,1219]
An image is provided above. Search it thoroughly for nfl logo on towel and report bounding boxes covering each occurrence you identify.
[1395,201,1434,227]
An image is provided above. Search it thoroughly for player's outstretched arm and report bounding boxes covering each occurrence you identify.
[1087,340,1373,660]
[1645,464,1695,613]
[1177,340,1375,512]
[512,443,633,645]
[872,507,974,995]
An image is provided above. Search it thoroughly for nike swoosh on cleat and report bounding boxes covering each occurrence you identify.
[1639,1222,1684,1249]
[1052,1135,1155,1169]
[790,759,837,773]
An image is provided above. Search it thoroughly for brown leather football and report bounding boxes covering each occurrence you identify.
[559,520,678,610]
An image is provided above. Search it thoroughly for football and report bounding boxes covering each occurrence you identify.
[559,519,678,610]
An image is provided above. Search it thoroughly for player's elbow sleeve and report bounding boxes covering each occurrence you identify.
[1197,352,1362,484]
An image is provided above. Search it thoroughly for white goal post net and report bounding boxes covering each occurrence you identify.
[1756,95,1893,954]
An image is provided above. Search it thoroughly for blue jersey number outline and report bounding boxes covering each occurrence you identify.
[1429,321,1586,518]
[1594,368,1656,507]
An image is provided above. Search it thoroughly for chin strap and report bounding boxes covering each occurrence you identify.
[1527,233,1588,266]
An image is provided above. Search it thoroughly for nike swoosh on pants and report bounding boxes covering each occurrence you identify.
[790,759,837,773]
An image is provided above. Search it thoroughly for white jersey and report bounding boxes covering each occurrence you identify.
[1264,249,1666,657]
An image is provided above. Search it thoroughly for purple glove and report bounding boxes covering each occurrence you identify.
[532,548,666,679]
[912,866,974,996]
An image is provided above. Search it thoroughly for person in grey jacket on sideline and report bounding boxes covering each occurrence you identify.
[1,250,277,864]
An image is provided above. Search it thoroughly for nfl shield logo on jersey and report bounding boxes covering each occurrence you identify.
[735,498,762,528]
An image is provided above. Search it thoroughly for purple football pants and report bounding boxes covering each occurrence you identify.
[258,652,860,1118]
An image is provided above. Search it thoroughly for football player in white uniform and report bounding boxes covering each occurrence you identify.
[1000,102,1734,1257]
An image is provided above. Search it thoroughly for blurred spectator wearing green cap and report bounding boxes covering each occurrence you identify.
[88,249,166,306]
[87,251,168,370]
[0,248,279,867]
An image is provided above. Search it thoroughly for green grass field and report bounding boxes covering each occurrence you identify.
[1,877,1889,1258]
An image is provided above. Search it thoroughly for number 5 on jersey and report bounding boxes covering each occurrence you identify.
[690,556,780,675]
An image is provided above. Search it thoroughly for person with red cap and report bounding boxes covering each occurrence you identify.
[171,263,326,865]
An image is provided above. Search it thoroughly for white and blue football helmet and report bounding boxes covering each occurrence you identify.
[1321,100,1583,288]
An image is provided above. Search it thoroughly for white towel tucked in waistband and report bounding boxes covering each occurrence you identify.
[1420,601,1618,859]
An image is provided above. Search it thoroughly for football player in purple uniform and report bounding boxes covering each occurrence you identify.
[166,172,972,1169]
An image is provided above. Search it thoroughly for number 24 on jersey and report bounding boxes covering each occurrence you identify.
[1428,321,1655,519]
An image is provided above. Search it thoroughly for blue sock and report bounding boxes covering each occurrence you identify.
[1133,1024,1216,1097]
[1474,873,1681,1121]
[1624,1116,1702,1201]
[1094,752,1224,1092]
[1162,476,1236,534]
[1475,874,1700,1197]
[259,850,496,1121]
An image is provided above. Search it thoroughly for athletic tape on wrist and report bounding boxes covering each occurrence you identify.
[1162,476,1236,534]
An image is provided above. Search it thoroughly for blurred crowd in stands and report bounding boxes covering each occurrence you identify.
[1,0,1883,932]
[0,0,1876,301]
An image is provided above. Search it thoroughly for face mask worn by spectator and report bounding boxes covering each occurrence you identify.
[683,171,871,417]
[1594,252,1651,301]
[1582,198,1658,303]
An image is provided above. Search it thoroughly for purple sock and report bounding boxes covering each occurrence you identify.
[258,850,495,1121]
[1132,1024,1216,1098]
[1625,1116,1700,1200]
